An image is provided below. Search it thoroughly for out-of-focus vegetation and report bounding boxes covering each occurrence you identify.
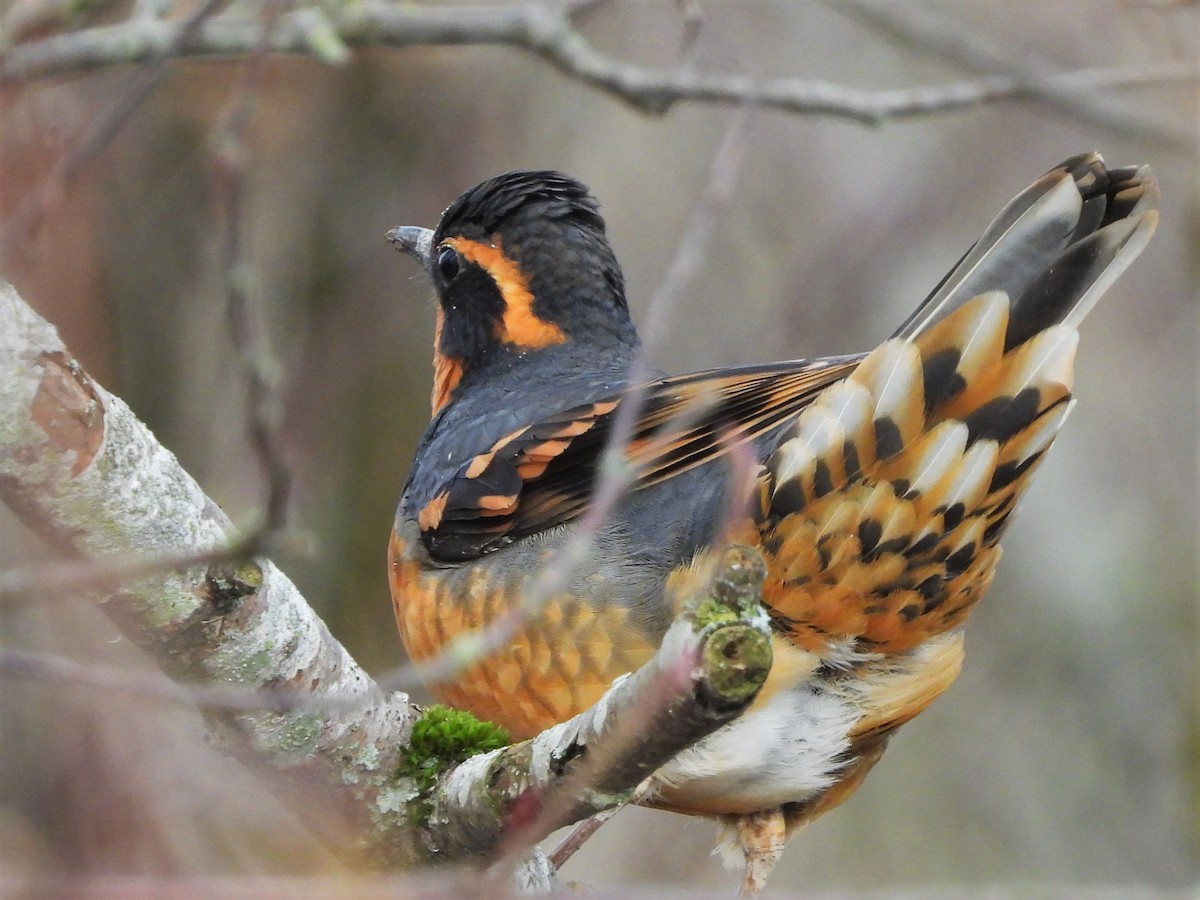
[0,1,1195,892]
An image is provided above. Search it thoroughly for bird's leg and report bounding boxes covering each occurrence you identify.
[735,807,787,897]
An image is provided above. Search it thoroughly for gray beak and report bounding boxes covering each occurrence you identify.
[386,225,435,267]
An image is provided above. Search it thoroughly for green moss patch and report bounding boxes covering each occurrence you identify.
[396,705,509,813]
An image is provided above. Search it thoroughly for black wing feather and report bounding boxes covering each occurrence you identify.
[419,356,864,562]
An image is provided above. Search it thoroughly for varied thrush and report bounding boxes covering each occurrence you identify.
[386,153,1157,892]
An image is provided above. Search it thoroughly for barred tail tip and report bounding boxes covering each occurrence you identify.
[895,153,1158,344]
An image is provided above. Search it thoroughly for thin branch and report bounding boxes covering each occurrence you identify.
[0,643,391,713]
[212,0,295,539]
[1,0,228,253]
[497,112,753,866]
[674,0,704,61]
[373,385,719,693]
[549,780,652,870]
[0,646,198,704]
[0,0,125,45]
[641,104,750,343]
[0,3,1193,130]
[827,0,1194,152]
[0,537,258,602]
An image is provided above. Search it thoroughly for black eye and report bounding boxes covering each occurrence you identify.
[437,246,461,282]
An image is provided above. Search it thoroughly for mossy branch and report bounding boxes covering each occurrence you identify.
[0,279,772,878]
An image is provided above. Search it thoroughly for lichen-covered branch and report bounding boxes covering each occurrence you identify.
[0,280,423,862]
[0,280,773,877]
[0,2,1194,126]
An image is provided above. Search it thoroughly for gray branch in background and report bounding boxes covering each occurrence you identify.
[0,2,1194,128]
[826,0,1193,152]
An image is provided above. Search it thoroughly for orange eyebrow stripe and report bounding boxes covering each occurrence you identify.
[446,237,567,350]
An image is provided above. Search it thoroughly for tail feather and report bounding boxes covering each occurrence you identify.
[761,153,1155,659]
[893,152,1159,346]
[911,292,1008,411]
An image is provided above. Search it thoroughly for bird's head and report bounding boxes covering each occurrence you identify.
[389,170,637,415]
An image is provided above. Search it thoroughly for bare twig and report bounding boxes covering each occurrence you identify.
[826,0,1193,152]
[674,0,704,61]
[373,387,719,693]
[641,105,751,344]
[0,0,124,45]
[0,643,391,713]
[0,3,1192,132]
[549,780,653,870]
[1,0,228,254]
[0,538,257,603]
[212,0,294,540]
[454,110,755,867]
[542,436,763,871]
[1,646,196,704]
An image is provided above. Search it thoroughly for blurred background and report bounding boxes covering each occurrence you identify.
[0,0,1196,893]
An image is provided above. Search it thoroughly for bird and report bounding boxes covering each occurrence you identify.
[385,153,1157,894]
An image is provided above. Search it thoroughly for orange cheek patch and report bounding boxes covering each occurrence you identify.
[445,236,567,350]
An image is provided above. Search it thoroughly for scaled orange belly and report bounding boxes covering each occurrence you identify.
[388,529,657,739]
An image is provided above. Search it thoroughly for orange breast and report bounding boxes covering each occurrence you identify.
[388,528,657,739]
